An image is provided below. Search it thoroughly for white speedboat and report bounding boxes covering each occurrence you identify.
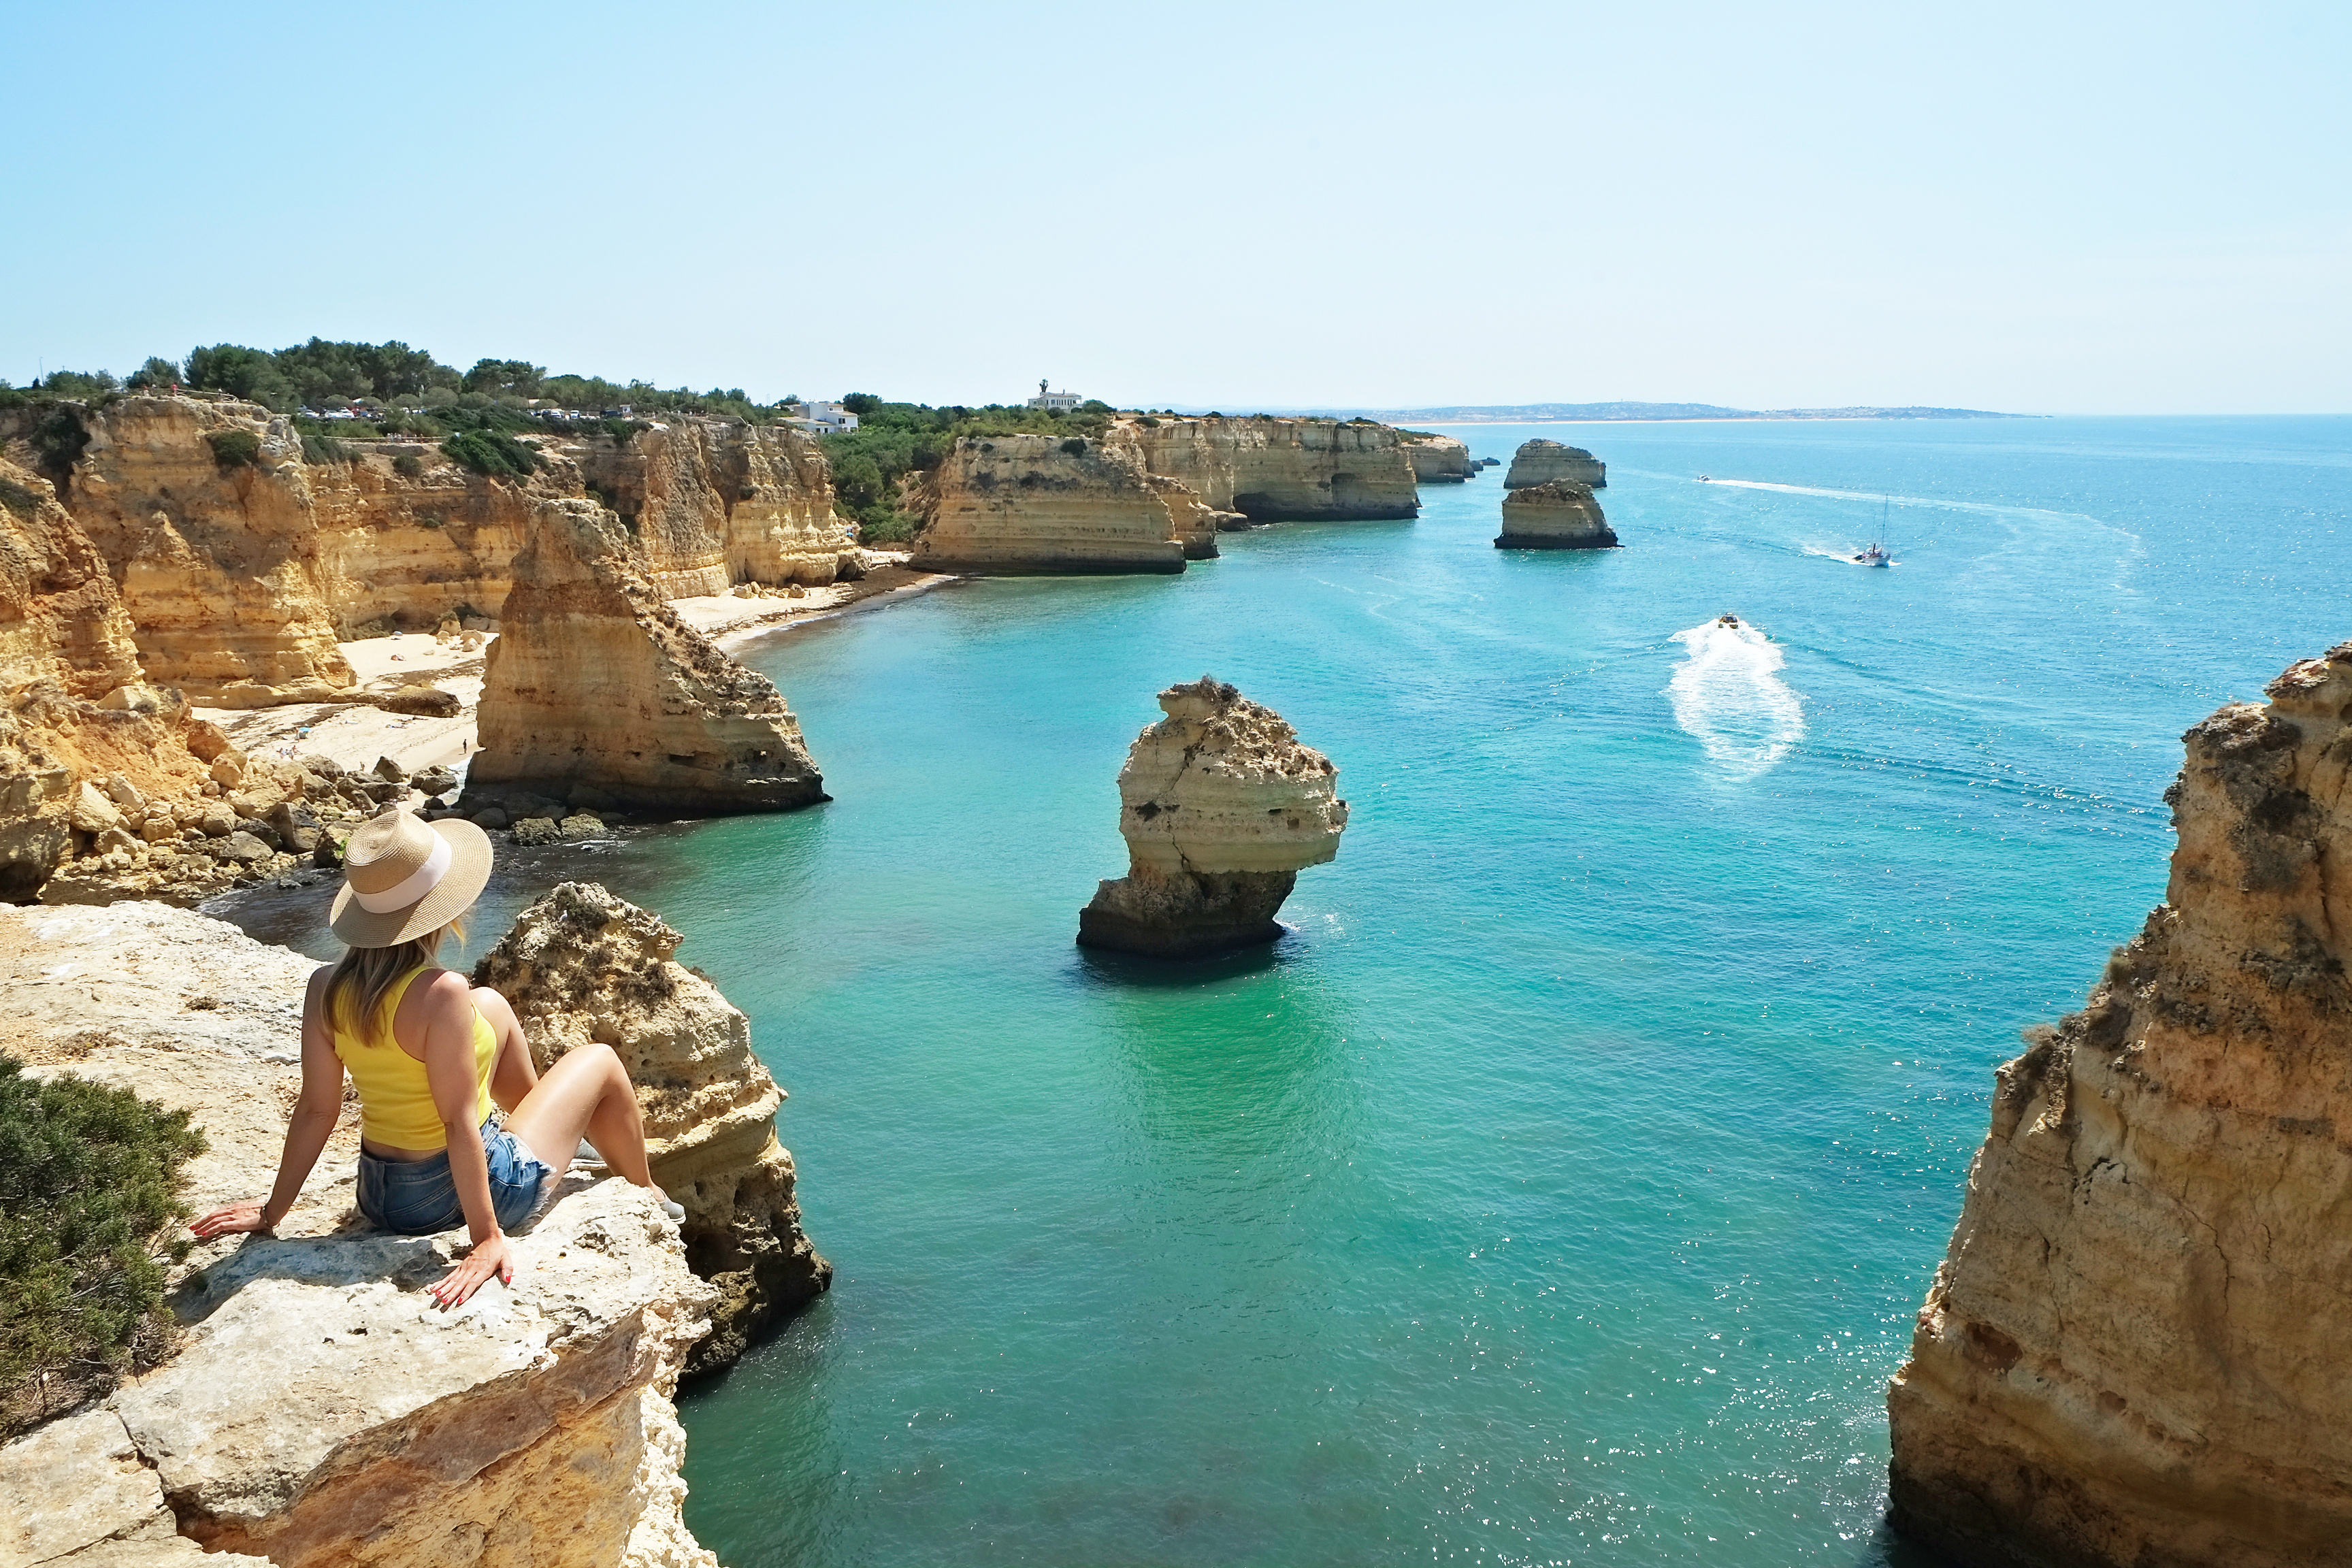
[1852,542,1891,568]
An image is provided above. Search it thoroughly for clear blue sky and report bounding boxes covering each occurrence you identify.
[4,1,2345,413]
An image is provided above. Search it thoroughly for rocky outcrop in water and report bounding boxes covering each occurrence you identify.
[1402,433,1473,483]
[473,881,831,1374]
[1502,439,1605,490]
[1496,480,1618,550]
[1077,676,1348,958]
[470,499,826,817]
[0,900,723,1567]
[1125,416,1421,521]
[1888,641,2352,1568]
[907,434,1196,574]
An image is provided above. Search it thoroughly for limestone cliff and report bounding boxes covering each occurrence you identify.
[569,418,851,594]
[907,434,1192,574]
[470,499,827,816]
[1496,480,1618,550]
[1888,640,2352,1568]
[1403,433,1473,483]
[473,881,832,1374]
[1125,416,1421,521]
[0,900,723,1567]
[1502,439,1605,490]
[1,395,361,706]
[1077,676,1348,958]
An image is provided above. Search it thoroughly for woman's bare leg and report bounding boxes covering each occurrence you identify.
[487,1022,538,1115]
[506,1044,657,1189]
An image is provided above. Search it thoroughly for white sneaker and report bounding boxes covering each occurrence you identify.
[659,1196,686,1223]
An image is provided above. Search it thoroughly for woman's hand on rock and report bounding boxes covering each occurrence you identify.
[431,1232,513,1310]
[190,1200,274,1239]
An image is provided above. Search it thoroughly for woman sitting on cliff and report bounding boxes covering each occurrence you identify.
[193,808,679,1307]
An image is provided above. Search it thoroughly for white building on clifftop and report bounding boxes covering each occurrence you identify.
[1026,379,1081,412]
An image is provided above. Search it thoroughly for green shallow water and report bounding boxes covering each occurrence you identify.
[218,416,2352,1565]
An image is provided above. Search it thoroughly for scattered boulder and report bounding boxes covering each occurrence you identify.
[378,684,461,718]
[1077,676,1349,958]
[512,816,561,847]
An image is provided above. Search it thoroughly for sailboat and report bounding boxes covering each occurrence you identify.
[1852,496,1893,567]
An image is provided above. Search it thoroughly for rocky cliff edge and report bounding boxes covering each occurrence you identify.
[1888,640,2352,1568]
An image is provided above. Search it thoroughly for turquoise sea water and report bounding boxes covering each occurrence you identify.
[224,416,2352,1565]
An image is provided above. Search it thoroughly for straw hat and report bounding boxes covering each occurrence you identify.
[329,808,494,947]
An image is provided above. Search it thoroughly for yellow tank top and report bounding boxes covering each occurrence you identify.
[331,966,497,1149]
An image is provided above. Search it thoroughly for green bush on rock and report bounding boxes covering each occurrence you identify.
[441,427,542,480]
[1,1057,206,1435]
[205,429,261,470]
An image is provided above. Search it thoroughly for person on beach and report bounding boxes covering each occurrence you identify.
[192,808,680,1307]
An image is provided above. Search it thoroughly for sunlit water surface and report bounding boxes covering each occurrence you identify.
[216,416,2351,1566]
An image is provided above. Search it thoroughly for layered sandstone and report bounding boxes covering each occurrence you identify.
[1496,480,1618,550]
[1078,676,1349,958]
[1402,433,1473,483]
[908,434,1191,574]
[1888,641,2352,1568]
[470,499,827,816]
[569,418,851,594]
[0,395,361,706]
[1502,439,1605,490]
[0,900,723,1567]
[1124,416,1420,521]
[474,881,831,1373]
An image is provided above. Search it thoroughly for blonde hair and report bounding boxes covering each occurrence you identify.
[325,917,466,1041]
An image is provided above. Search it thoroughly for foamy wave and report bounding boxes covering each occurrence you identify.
[1667,620,1806,779]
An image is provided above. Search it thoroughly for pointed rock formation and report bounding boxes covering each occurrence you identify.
[472,881,832,1374]
[1077,676,1348,958]
[1496,480,1618,550]
[1889,641,2352,1568]
[470,499,826,817]
[1502,439,1605,490]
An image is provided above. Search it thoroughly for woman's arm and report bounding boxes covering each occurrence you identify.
[419,971,510,1308]
[191,968,344,1239]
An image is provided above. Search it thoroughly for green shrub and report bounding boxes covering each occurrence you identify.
[440,428,541,480]
[391,453,424,479]
[27,408,90,485]
[854,508,917,545]
[1060,437,1088,456]
[206,429,261,470]
[1,1058,206,1433]
[0,476,46,518]
[300,432,350,466]
[416,513,444,529]
[1138,415,1160,428]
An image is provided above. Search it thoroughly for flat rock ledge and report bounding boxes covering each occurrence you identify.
[0,902,724,1568]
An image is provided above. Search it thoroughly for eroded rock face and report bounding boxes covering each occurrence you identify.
[571,419,850,595]
[0,395,361,707]
[472,881,832,1374]
[1496,480,1618,550]
[1502,439,1605,490]
[0,900,723,1568]
[470,499,827,817]
[908,434,1193,574]
[1126,416,1421,521]
[1077,676,1348,958]
[1403,433,1473,483]
[1887,641,2352,1568]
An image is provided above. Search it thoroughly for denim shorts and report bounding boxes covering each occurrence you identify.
[356,1118,554,1234]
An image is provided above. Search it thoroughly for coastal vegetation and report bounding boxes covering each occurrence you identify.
[0,1058,206,1435]
[818,395,1120,542]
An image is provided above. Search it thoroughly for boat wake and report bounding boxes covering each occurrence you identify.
[1667,619,1805,779]
[1695,476,2088,528]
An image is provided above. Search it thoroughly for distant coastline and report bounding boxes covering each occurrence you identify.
[1269,401,2042,423]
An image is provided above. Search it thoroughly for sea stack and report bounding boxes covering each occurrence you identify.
[1495,480,1618,550]
[1402,433,1474,483]
[470,497,826,816]
[1888,640,2352,1568]
[1077,676,1348,958]
[1502,439,1606,489]
[473,881,832,1373]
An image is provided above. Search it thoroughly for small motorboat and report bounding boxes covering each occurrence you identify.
[1716,612,1740,627]
[1851,542,1891,568]
[1697,474,1712,482]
